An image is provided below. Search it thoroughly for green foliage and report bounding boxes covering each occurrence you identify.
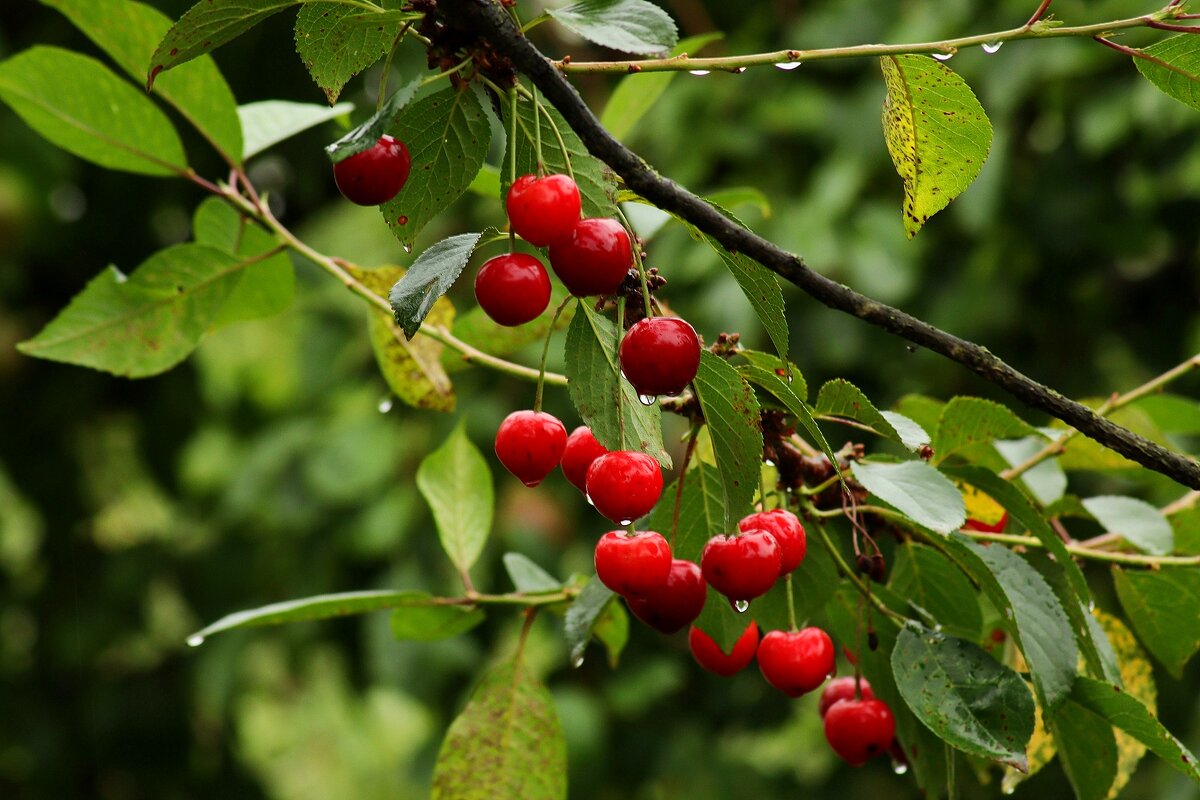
[148,0,300,86]
[691,351,762,526]
[888,542,982,639]
[934,396,1039,463]
[241,99,354,160]
[564,578,616,666]
[416,422,494,575]
[326,77,420,162]
[645,461,724,564]
[389,599,486,641]
[850,460,966,533]
[294,4,414,104]
[547,0,678,56]
[815,378,906,443]
[1137,35,1200,113]
[1112,566,1200,679]
[701,236,790,366]
[187,590,431,643]
[388,232,482,338]
[600,33,722,140]
[192,198,295,325]
[1083,496,1174,556]
[1050,700,1119,800]
[502,553,561,593]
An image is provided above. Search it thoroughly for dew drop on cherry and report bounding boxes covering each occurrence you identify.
[892,759,909,776]
[734,599,750,613]
[619,518,633,526]
[637,393,657,407]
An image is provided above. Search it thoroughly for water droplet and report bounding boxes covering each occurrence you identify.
[402,243,412,253]
[688,70,711,76]
[186,635,205,647]
[931,52,955,61]
[892,759,909,775]
[933,624,943,633]
[1088,600,1096,612]
[774,62,801,71]
[585,493,595,507]
[110,266,128,284]
[572,654,585,668]
[730,67,746,74]
[734,599,750,613]
[1002,785,1016,796]
[637,393,657,407]
[619,519,633,526]
[764,459,776,467]
[377,397,393,414]
[982,41,1003,54]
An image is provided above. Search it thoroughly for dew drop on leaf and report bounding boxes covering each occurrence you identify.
[186,635,205,648]
[378,397,394,414]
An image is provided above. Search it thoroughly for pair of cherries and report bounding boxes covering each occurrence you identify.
[701,508,808,605]
[595,531,707,634]
[691,619,836,697]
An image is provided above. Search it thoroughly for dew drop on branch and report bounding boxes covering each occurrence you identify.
[774,62,802,71]
[689,70,711,76]
[932,52,955,61]
[982,41,1003,54]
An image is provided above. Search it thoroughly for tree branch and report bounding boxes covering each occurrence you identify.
[439,0,1200,490]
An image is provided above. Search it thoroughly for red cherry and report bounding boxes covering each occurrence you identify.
[818,676,875,718]
[688,623,760,676]
[494,410,567,487]
[506,174,582,247]
[626,559,706,633]
[757,627,836,697]
[560,426,608,494]
[548,218,632,297]
[824,698,896,766]
[333,135,411,206]
[474,253,551,327]
[963,511,1009,533]
[700,530,782,604]
[618,317,702,398]
[594,530,672,597]
[586,450,663,523]
[738,509,807,574]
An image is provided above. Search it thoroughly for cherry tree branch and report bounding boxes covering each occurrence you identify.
[439,0,1200,490]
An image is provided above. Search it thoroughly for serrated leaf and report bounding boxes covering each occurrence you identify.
[187,589,428,643]
[431,661,566,800]
[548,0,678,56]
[752,542,839,633]
[443,283,573,373]
[1050,700,1118,800]
[880,55,992,238]
[501,93,618,219]
[1095,610,1156,798]
[295,4,415,103]
[882,410,931,450]
[892,622,1034,769]
[599,32,722,139]
[1083,496,1174,556]
[851,460,965,533]
[381,86,491,249]
[738,351,807,401]
[390,598,485,641]
[889,541,982,639]
[935,397,1039,463]
[645,462,725,564]
[1112,566,1200,679]
[815,379,903,442]
[40,0,243,164]
[692,351,763,527]
[741,364,844,488]
[388,232,482,339]
[1002,700,1056,795]
[702,237,789,368]
[994,434,1068,506]
[416,421,493,574]
[895,394,947,436]
[192,198,295,325]
[240,99,353,160]
[353,265,455,412]
[1070,676,1200,784]
[565,578,616,666]
[0,46,187,176]
[503,553,561,593]
[325,77,420,162]
[17,244,263,377]
[1136,34,1200,113]
[563,303,670,467]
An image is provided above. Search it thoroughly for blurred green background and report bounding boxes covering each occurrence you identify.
[1,0,1199,797]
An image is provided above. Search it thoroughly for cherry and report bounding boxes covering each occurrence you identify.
[594,530,672,597]
[626,559,706,633]
[757,627,836,697]
[824,698,896,767]
[548,218,632,297]
[506,174,582,247]
[560,426,609,494]
[618,317,702,398]
[494,410,567,488]
[333,134,411,206]
[474,253,551,327]
[963,511,1009,533]
[700,530,782,604]
[738,509,807,574]
[688,622,760,677]
[586,451,663,524]
[818,676,875,718]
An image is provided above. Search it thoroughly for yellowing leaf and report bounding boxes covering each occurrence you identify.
[1002,695,1056,794]
[1095,609,1156,798]
[958,481,1007,528]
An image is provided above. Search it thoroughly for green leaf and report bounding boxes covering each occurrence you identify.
[240,100,353,160]
[947,535,1077,710]
[815,379,904,443]
[390,599,486,641]
[1136,34,1200,113]
[891,622,1034,769]
[934,397,1039,463]
[388,232,482,339]
[705,186,772,219]
[563,303,670,468]
[1070,676,1200,784]
[851,460,966,533]
[994,434,1068,506]
[880,55,992,238]
[381,87,491,249]
[738,351,807,401]
[1112,566,1200,679]
[325,77,421,163]
[17,245,262,377]
[1083,496,1174,556]
[693,585,754,654]
[564,578,617,666]
[444,284,574,373]
[502,553,561,593]
[187,589,428,644]
[1049,700,1118,800]
[1136,394,1200,435]
[431,661,567,800]
[40,0,243,164]
[0,46,187,177]
[502,93,618,220]
[548,0,678,56]
[741,364,844,487]
[882,410,932,451]
[416,421,494,574]
[645,462,725,564]
[692,351,763,526]
[192,198,295,325]
[353,265,456,412]
[295,4,415,103]
[1094,609,1157,799]
[593,599,629,669]
[702,237,789,368]
[895,393,947,437]
[889,542,982,639]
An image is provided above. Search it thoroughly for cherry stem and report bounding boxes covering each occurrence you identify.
[616,296,628,450]
[946,743,958,800]
[1024,0,1053,29]
[615,206,653,319]
[515,607,538,666]
[671,424,702,548]
[810,518,905,626]
[532,85,546,176]
[784,573,798,631]
[377,24,409,113]
[508,88,519,252]
[534,297,572,412]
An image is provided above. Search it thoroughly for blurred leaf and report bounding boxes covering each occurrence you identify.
[547,0,678,56]
[445,282,573,373]
[565,578,616,667]
[1173,506,1200,555]
[240,99,353,160]
[1002,698,1056,795]
[503,553,561,593]
[705,186,771,218]
[895,394,947,437]
[0,46,187,176]
[600,32,722,140]
[388,233,482,339]
[1136,34,1200,113]
[880,55,992,237]
[593,599,629,669]
[148,0,297,85]
[326,77,421,163]
[390,600,485,641]
[467,162,501,197]
[645,462,724,565]
[381,87,490,249]
[1136,394,1200,434]
[692,351,762,527]
[889,541,982,638]
[1049,700,1118,800]
[431,661,566,800]
[1112,566,1200,679]
[416,421,493,574]
[563,302,670,467]
[188,589,429,643]
[1095,609,1156,798]
[994,435,1067,506]
[934,397,1038,463]
[40,0,243,164]
[815,379,903,441]
[851,460,965,533]
[192,197,295,325]
[295,4,415,104]
[1083,496,1174,556]
[891,622,1034,769]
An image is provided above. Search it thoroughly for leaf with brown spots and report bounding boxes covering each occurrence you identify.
[294,3,413,104]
